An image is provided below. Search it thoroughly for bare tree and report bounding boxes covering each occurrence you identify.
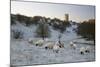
[35,18,50,40]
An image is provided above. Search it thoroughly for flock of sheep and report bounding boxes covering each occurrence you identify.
[28,38,91,55]
[70,41,91,54]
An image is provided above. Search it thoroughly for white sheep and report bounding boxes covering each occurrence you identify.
[44,42,54,49]
[55,41,64,48]
[59,42,64,48]
[34,39,44,46]
[44,41,63,53]
[53,44,60,53]
[79,47,85,55]
[85,46,91,53]
[28,38,44,46]
[70,41,77,49]
[44,41,60,53]
[80,46,91,55]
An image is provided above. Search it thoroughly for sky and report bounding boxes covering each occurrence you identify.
[11,1,95,22]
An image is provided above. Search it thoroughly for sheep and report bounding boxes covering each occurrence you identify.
[70,41,77,49]
[44,41,63,53]
[44,41,60,53]
[28,38,44,46]
[51,41,64,53]
[79,46,91,55]
[79,47,85,55]
[53,44,60,53]
[44,42,54,49]
[34,39,44,46]
[59,42,64,48]
[55,41,64,48]
[85,46,91,53]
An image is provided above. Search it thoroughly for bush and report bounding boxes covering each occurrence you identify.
[77,19,95,40]
[12,30,23,39]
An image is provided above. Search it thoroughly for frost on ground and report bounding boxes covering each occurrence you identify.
[10,22,95,66]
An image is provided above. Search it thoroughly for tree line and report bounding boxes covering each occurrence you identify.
[77,19,95,40]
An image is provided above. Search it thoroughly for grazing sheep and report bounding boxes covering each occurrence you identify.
[59,42,64,48]
[44,41,63,53]
[80,46,91,55]
[34,39,44,46]
[53,44,60,53]
[85,46,91,53]
[28,38,44,46]
[55,41,64,48]
[80,47,85,55]
[44,42,54,49]
[70,41,77,49]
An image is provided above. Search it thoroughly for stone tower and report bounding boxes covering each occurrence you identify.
[65,14,69,22]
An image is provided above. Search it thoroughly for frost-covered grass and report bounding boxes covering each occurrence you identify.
[10,39,95,66]
[10,22,95,66]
